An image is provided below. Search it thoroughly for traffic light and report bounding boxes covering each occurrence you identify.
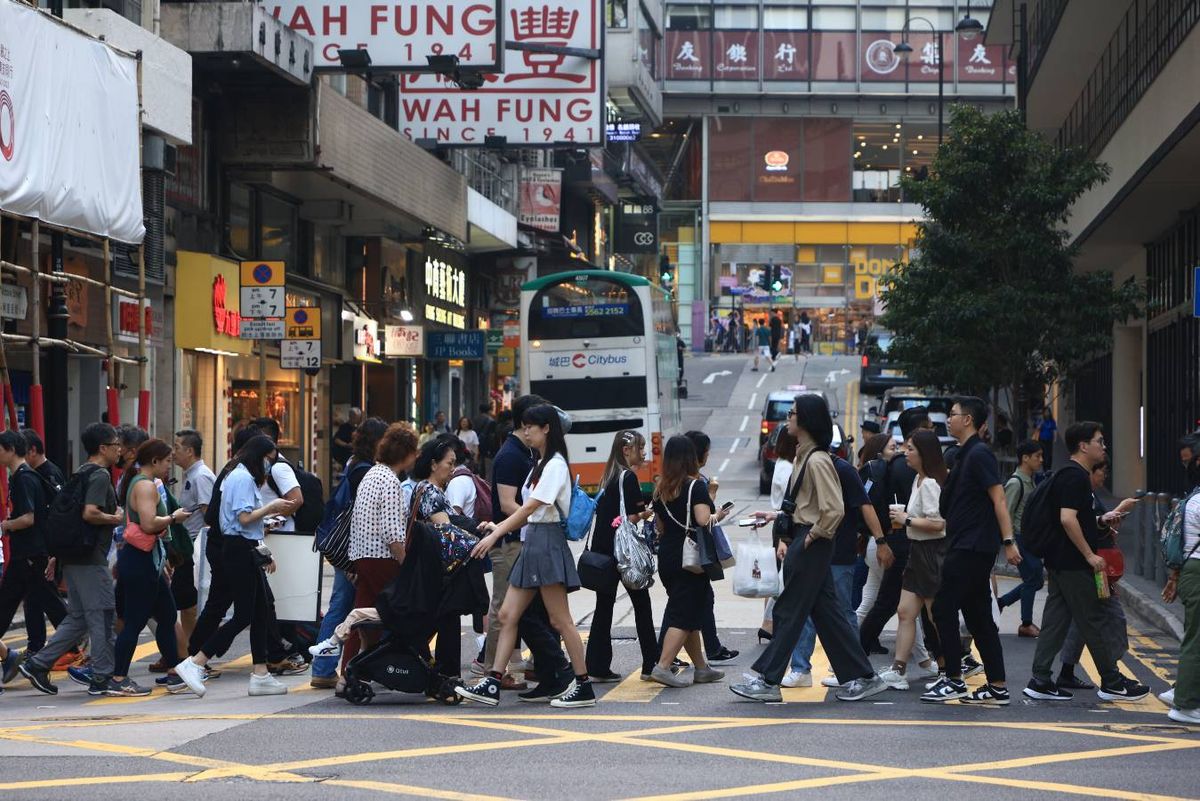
[659,253,673,287]
[759,263,774,291]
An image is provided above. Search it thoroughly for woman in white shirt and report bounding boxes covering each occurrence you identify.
[1162,452,1200,724]
[760,428,799,642]
[456,416,480,463]
[458,404,595,709]
[878,429,948,689]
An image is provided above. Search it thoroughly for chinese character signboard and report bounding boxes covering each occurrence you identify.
[427,331,486,360]
[280,339,321,369]
[518,168,563,232]
[605,121,641,142]
[763,32,809,81]
[957,38,1006,83]
[399,0,604,146]
[614,199,658,254]
[383,324,424,357]
[270,1,503,71]
[712,31,757,81]
[424,254,468,329]
[665,30,709,79]
[114,297,164,346]
[238,261,286,340]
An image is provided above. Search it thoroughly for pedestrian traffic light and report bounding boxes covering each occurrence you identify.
[760,264,774,291]
[659,254,673,287]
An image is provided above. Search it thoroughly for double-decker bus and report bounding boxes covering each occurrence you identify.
[520,270,681,490]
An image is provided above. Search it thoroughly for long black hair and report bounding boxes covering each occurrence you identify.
[525,404,569,486]
[412,436,457,481]
[236,434,278,486]
[793,393,834,451]
[653,435,698,504]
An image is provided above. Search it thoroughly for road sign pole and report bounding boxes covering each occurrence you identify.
[259,342,268,416]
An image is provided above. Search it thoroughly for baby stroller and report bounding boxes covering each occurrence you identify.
[342,522,490,706]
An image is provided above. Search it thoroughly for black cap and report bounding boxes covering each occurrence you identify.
[861,420,881,435]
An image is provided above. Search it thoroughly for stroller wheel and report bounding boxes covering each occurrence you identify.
[344,680,374,706]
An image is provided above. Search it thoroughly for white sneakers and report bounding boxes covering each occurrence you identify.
[249,672,288,696]
[174,658,207,697]
[1159,687,1175,706]
[1168,708,1200,725]
[781,670,812,688]
[308,637,342,658]
[877,668,909,690]
[820,675,844,688]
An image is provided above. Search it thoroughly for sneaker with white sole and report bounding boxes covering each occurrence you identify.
[921,676,968,702]
[1168,707,1200,725]
[911,662,940,680]
[836,675,889,702]
[877,668,909,690]
[924,671,947,690]
[820,675,844,688]
[961,655,984,678]
[961,683,1010,706]
[781,670,812,688]
[308,637,342,658]
[248,672,288,696]
[1097,677,1150,702]
[470,659,487,676]
[650,665,691,688]
[729,676,783,703]
[549,679,596,708]
[1022,677,1072,701]
[693,666,725,684]
[173,658,207,698]
[1159,687,1176,706]
[457,675,502,706]
[708,648,739,665]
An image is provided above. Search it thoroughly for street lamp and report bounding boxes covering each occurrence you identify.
[894,7,985,144]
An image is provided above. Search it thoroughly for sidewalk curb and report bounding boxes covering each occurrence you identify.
[1118,579,1185,641]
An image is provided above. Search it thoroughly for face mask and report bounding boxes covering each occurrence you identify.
[263,459,273,474]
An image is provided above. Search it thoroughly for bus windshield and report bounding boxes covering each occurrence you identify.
[528,275,645,340]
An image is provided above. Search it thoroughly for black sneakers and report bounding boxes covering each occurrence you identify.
[961,683,1011,706]
[961,655,985,678]
[920,676,968,702]
[1056,670,1095,690]
[1097,677,1150,702]
[518,673,576,703]
[550,679,596,708]
[1023,677,1073,701]
[19,662,57,695]
[708,647,740,665]
[457,675,502,706]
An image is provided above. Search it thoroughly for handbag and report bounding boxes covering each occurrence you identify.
[164,488,195,566]
[614,470,656,590]
[1097,547,1124,582]
[122,519,158,552]
[429,521,479,573]
[772,452,815,546]
[578,525,619,594]
[667,481,707,575]
[711,523,736,569]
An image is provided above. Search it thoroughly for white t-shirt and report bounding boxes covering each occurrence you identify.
[445,472,478,519]
[770,458,793,510]
[259,459,301,532]
[523,453,572,524]
[1185,493,1200,561]
[458,429,480,454]
[905,475,945,541]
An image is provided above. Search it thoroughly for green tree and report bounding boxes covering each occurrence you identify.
[880,105,1141,418]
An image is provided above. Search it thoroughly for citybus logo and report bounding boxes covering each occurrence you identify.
[0,89,14,162]
[548,352,630,369]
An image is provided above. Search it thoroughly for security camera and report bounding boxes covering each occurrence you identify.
[453,69,485,90]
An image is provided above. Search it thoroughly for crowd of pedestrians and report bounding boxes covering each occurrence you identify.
[0,393,1195,727]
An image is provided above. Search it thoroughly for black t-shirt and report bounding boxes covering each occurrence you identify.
[8,464,48,558]
[942,436,1003,554]
[35,459,66,491]
[332,422,355,464]
[1044,462,1101,571]
[769,316,783,342]
[654,480,715,543]
[886,453,918,506]
[832,456,870,565]
[593,470,646,556]
[490,434,535,524]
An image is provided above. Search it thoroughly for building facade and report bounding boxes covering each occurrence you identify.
[990,0,1200,496]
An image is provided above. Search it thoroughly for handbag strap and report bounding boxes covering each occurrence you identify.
[661,479,697,533]
[784,451,816,508]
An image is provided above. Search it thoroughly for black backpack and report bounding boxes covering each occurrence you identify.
[268,456,325,534]
[204,460,238,535]
[44,463,105,562]
[1020,465,1077,558]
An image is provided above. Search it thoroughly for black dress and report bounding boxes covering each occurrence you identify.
[653,480,715,632]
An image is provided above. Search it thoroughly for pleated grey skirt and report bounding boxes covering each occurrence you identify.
[508,522,580,592]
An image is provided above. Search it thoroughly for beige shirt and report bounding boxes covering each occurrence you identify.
[785,433,845,541]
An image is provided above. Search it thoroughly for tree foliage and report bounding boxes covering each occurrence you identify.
[880,106,1142,399]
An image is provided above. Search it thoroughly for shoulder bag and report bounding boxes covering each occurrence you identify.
[613,470,656,590]
[772,452,815,546]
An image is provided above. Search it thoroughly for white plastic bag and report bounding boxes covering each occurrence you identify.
[732,539,780,598]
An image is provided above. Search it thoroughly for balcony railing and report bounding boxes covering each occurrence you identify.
[1057,0,1200,157]
[1025,0,1071,86]
[449,149,516,214]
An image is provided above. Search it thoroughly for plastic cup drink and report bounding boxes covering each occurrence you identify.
[890,503,906,529]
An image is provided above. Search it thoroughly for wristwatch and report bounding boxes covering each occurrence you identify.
[1002,538,1015,547]
[904,516,914,528]
[873,536,886,546]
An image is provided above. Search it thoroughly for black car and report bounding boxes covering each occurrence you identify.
[860,328,910,396]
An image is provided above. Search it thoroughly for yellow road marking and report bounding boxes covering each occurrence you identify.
[603,670,664,702]
[781,637,833,702]
[619,771,905,801]
[1076,632,1169,713]
[323,779,518,801]
[928,770,1198,801]
[0,773,195,791]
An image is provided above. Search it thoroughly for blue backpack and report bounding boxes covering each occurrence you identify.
[556,475,597,542]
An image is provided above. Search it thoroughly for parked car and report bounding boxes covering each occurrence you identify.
[860,328,910,396]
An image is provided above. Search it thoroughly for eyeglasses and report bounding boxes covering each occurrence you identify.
[946,412,966,419]
[787,410,797,418]
[103,441,120,448]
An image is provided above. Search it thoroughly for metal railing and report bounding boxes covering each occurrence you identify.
[1057,0,1200,157]
[449,149,517,213]
[1025,0,1071,88]
[1121,490,1181,587]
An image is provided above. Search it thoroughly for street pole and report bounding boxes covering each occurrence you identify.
[46,233,69,467]
[937,31,944,144]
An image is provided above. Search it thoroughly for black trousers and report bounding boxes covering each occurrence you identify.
[0,554,66,652]
[858,532,910,653]
[198,536,270,664]
[588,586,658,675]
[753,537,874,685]
[189,531,232,656]
[933,547,1006,682]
